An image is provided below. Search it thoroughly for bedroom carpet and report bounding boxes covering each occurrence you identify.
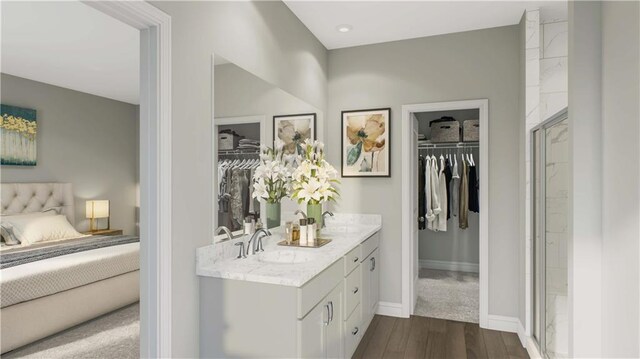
[414,268,479,323]
[4,302,139,359]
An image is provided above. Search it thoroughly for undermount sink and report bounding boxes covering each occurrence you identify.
[257,250,316,264]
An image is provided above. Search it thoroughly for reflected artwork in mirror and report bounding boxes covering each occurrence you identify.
[273,113,316,156]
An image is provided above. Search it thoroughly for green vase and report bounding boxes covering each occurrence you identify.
[266,202,281,229]
[307,202,322,235]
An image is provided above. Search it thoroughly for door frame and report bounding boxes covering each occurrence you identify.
[401,99,489,326]
[83,2,172,357]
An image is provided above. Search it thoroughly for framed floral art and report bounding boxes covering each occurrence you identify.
[273,113,316,156]
[341,108,390,177]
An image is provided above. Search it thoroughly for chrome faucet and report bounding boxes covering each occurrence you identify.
[294,209,307,219]
[246,228,271,255]
[322,211,334,228]
[214,226,233,242]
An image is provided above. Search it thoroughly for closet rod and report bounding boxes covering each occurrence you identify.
[418,142,479,150]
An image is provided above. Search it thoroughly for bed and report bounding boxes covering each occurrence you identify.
[0,183,140,354]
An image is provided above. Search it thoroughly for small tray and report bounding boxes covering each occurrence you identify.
[277,238,332,248]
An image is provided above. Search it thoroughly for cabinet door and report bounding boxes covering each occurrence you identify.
[369,248,380,314]
[299,297,330,358]
[361,256,372,326]
[325,284,344,359]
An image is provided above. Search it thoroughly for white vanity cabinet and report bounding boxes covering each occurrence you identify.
[360,234,380,330]
[198,229,380,358]
[299,283,343,358]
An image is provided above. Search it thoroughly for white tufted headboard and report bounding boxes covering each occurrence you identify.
[0,183,75,225]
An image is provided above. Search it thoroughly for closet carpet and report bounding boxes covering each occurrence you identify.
[415,269,479,324]
[4,303,139,359]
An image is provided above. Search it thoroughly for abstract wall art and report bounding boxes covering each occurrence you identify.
[1,104,37,166]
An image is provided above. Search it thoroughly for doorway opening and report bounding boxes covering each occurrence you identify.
[401,99,488,326]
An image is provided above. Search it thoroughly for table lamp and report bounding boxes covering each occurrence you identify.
[86,200,110,232]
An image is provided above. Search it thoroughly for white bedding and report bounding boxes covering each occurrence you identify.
[0,242,139,308]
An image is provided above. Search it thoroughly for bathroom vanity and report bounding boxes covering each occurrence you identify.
[196,214,381,358]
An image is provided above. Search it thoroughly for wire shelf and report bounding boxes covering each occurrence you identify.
[418,141,479,150]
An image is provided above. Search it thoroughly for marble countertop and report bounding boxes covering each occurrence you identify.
[196,214,381,287]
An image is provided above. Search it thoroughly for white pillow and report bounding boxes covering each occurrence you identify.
[1,211,57,245]
[4,215,83,245]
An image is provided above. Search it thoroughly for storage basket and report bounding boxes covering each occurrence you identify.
[463,119,480,142]
[218,133,241,150]
[430,117,460,143]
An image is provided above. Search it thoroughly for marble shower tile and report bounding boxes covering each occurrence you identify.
[543,22,568,58]
[541,6,568,24]
[547,121,569,163]
[526,10,540,49]
[546,197,568,233]
[540,92,568,121]
[526,48,540,87]
[526,83,540,115]
[546,162,569,199]
[541,57,568,93]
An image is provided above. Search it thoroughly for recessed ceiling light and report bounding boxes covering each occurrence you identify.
[336,24,353,33]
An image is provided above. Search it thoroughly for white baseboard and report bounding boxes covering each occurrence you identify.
[376,301,404,317]
[517,320,527,347]
[419,259,479,273]
[525,336,543,359]
[484,314,519,333]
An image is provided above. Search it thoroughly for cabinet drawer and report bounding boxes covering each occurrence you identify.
[297,258,344,319]
[344,245,362,275]
[360,232,380,260]
[344,304,363,358]
[344,264,362,318]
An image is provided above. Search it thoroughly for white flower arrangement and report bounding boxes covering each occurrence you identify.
[252,141,293,204]
[291,139,339,205]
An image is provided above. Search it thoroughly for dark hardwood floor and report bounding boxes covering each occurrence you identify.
[352,315,529,359]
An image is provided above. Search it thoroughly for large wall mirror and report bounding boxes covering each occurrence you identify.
[213,54,324,238]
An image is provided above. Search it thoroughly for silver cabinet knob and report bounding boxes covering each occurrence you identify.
[352,327,359,335]
[353,287,359,294]
[353,257,359,262]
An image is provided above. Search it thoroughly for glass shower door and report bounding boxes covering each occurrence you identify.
[532,110,568,359]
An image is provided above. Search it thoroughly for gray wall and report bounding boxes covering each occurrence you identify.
[568,2,604,356]
[518,12,527,331]
[0,73,138,235]
[326,25,522,318]
[601,1,639,357]
[149,2,328,356]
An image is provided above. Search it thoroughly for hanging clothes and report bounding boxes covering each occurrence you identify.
[459,158,469,229]
[218,157,260,231]
[418,157,426,230]
[468,164,480,213]
[444,159,453,220]
[435,156,448,231]
[427,156,441,230]
[451,158,460,218]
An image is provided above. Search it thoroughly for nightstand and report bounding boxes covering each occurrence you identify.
[83,229,123,236]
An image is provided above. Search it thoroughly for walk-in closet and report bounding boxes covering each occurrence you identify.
[415,108,481,324]
[215,120,262,231]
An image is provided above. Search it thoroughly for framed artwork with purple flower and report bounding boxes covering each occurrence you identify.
[273,113,316,156]
[341,108,390,177]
